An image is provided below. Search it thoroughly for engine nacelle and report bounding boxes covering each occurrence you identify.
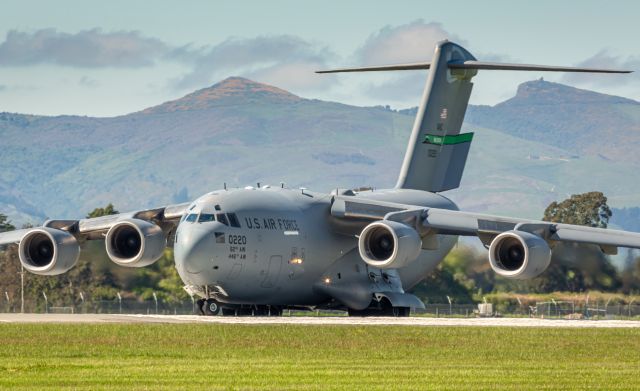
[358,220,422,269]
[488,230,552,279]
[105,219,166,267]
[18,228,80,275]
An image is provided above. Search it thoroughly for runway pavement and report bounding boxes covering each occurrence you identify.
[0,313,639,327]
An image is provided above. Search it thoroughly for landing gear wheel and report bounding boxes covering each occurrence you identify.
[202,299,221,316]
[392,307,410,317]
[196,299,205,315]
[269,306,283,316]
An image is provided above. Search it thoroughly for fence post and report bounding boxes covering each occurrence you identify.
[152,292,158,314]
[117,292,122,314]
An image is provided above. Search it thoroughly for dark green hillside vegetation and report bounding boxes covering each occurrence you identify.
[4,77,640,224]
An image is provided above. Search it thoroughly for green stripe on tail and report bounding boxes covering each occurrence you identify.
[423,132,474,145]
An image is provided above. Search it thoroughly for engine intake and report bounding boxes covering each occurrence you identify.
[105,219,166,267]
[358,220,422,269]
[19,228,80,275]
[488,230,551,279]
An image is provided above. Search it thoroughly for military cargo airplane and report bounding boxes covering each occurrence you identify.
[0,41,636,316]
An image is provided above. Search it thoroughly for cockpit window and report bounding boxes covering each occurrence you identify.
[227,213,241,228]
[185,214,198,223]
[216,213,228,226]
[198,214,215,223]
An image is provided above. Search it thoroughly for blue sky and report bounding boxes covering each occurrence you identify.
[0,0,638,116]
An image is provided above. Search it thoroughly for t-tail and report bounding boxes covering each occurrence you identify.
[317,40,631,193]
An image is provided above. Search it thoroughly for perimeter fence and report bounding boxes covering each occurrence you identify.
[1,296,640,319]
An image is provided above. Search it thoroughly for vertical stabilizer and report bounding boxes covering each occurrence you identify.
[395,40,477,192]
[316,41,631,193]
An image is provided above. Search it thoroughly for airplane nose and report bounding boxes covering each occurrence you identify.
[175,224,220,278]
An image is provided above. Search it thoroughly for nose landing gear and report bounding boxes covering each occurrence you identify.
[196,298,221,316]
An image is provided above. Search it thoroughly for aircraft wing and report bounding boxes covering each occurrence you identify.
[331,196,640,251]
[422,208,640,251]
[0,202,190,246]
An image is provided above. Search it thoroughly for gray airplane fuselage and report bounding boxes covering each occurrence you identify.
[174,186,458,307]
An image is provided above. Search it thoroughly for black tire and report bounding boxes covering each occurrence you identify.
[202,299,221,316]
[348,308,374,317]
[253,306,269,316]
[269,306,283,316]
[196,299,205,316]
[221,308,237,316]
[392,307,411,317]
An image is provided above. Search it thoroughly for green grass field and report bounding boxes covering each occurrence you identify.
[0,324,638,390]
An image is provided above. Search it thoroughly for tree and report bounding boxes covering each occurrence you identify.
[534,191,621,292]
[543,191,611,228]
[0,212,15,232]
[86,203,118,219]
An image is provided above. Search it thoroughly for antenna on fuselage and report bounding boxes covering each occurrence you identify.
[224,182,227,191]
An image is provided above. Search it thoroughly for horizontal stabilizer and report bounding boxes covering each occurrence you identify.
[449,60,632,73]
[316,62,431,73]
[317,61,631,74]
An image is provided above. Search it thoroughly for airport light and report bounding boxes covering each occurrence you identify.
[323,277,331,284]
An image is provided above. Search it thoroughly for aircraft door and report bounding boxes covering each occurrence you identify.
[261,255,283,288]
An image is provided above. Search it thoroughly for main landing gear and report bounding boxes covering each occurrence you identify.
[347,298,411,317]
[195,299,282,316]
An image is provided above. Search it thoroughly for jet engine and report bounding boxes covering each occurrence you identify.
[358,220,422,269]
[488,230,551,279]
[105,219,166,267]
[18,227,80,275]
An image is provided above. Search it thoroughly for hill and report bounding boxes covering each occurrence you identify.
[465,79,640,162]
[2,77,640,225]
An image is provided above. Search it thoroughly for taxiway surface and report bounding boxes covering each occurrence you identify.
[0,314,639,328]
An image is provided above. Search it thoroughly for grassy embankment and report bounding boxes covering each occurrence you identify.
[0,324,638,390]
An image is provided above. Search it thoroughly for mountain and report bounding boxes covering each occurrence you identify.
[465,79,640,162]
[2,77,640,227]
[0,77,413,223]
[141,77,302,114]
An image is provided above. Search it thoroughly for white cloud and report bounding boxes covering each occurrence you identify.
[0,29,169,68]
[78,76,99,88]
[356,20,463,65]
[246,61,337,93]
[170,35,338,92]
[561,50,640,87]
[351,20,463,105]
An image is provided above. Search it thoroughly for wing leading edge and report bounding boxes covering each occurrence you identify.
[330,196,640,252]
[0,202,190,246]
